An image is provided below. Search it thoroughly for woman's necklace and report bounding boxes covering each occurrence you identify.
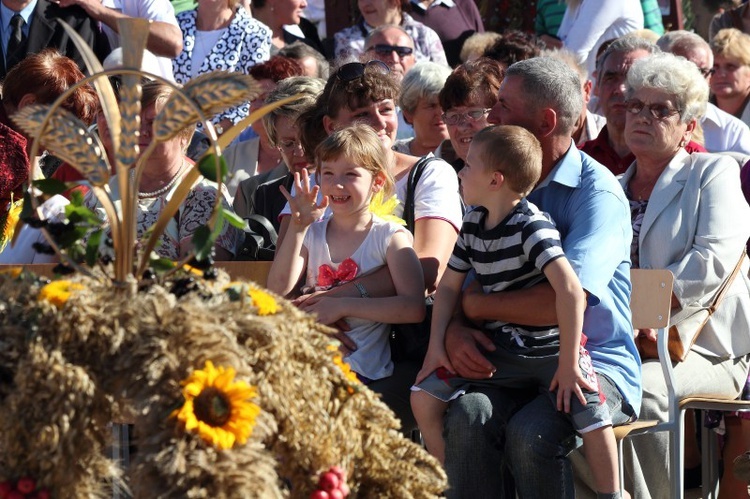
[133,160,188,199]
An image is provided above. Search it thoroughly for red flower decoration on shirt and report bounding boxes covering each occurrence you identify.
[317,258,359,289]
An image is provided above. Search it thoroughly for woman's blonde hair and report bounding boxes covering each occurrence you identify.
[314,124,396,199]
[141,81,196,148]
[711,28,750,67]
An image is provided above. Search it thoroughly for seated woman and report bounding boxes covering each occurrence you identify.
[0,49,98,226]
[222,56,305,199]
[393,62,451,158]
[333,0,447,66]
[86,81,244,261]
[233,75,325,227]
[619,52,750,498]
[441,58,504,173]
[709,28,750,128]
[173,0,271,133]
[281,60,463,430]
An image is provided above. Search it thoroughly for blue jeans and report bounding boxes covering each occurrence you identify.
[444,375,633,498]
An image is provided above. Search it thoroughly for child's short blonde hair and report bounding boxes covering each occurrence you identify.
[472,125,542,197]
[314,124,396,199]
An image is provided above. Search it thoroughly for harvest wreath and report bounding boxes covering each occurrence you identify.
[0,19,446,498]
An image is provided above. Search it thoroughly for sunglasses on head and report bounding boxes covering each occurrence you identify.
[368,44,414,58]
[625,99,681,120]
[335,60,390,82]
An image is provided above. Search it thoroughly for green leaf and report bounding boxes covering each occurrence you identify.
[19,190,34,222]
[56,225,89,247]
[85,229,102,266]
[31,178,69,196]
[69,189,85,207]
[220,207,247,229]
[196,153,228,183]
[192,225,215,262]
[149,255,177,273]
[65,203,102,226]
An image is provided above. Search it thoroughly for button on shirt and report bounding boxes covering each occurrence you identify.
[0,0,35,62]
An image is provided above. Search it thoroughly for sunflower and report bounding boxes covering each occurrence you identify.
[173,361,261,450]
[0,267,22,279]
[37,280,85,308]
[248,288,279,316]
[327,345,360,386]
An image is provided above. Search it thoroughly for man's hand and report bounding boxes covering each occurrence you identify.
[444,319,496,379]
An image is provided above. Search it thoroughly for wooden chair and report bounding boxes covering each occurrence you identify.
[625,269,750,498]
[613,269,674,494]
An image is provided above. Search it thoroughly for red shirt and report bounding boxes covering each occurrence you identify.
[580,125,707,176]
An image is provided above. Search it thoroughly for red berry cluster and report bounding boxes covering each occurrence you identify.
[309,466,350,499]
[0,478,50,499]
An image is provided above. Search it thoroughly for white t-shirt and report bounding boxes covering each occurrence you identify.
[101,0,180,81]
[303,215,409,380]
[557,0,643,76]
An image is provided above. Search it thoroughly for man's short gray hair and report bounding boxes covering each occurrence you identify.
[596,36,660,77]
[626,52,708,123]
[657,30,713,67]
[365,24,413,49]
[505,56,583,135]
[398,62,452,114]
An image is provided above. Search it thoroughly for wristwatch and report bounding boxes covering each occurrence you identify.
[354,282,370,298]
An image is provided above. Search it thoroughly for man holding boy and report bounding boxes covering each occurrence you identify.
[443,57,640,498]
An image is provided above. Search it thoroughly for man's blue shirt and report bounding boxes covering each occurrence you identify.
[528,140,642,414]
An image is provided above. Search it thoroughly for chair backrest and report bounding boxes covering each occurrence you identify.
[630,269,674,329]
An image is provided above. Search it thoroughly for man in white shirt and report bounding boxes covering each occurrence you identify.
[658,30,750,155]
[56,0,182,81]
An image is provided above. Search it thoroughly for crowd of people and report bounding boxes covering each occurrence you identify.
[3,0,750,498]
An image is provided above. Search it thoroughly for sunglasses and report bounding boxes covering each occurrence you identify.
[625,99,681,120]
[441,108,491,126]
[699,67,715,78]
[367,44,414,58]
[335,60,390,82]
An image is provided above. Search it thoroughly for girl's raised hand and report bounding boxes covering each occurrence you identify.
[280,169,329,228]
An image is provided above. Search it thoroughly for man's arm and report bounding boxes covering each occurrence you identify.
[462,279,558,326]
[56,0,183,57]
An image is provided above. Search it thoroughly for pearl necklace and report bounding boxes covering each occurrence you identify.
[134,160,187,199]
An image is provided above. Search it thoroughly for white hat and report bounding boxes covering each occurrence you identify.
[102,48,162,78]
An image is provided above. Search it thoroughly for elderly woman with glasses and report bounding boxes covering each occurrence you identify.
[439,58,504,173]
[618,52,750,498]
[710,28,750,128]
[277,60,463,431]
[233,76,325,230]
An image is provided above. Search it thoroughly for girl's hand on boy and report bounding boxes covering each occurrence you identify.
[280,169,328,227]
[415,349,455,385]
[549,364,596,414]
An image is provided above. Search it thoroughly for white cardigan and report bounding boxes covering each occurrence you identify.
[620,150,750,360]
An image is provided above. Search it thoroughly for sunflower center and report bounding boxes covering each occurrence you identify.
[193,387,232,427]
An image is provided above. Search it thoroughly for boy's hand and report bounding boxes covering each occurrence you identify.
[415,347,455,385]
[280,169,328,228]
[549,363,596,413]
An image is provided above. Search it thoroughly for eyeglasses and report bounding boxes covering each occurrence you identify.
[278,139,304,155]
[441,108,491,126]
[699,67,715,78]
[367,44,414,58]
[335,60,390,82]
[625,99,681,120]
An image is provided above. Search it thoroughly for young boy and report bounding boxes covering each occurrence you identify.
[410,125,623,498]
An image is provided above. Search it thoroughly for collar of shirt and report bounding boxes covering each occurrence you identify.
[535,139,583,191]
[283,24,305,38]
[1,0,37,30]
[409,0,455,12]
